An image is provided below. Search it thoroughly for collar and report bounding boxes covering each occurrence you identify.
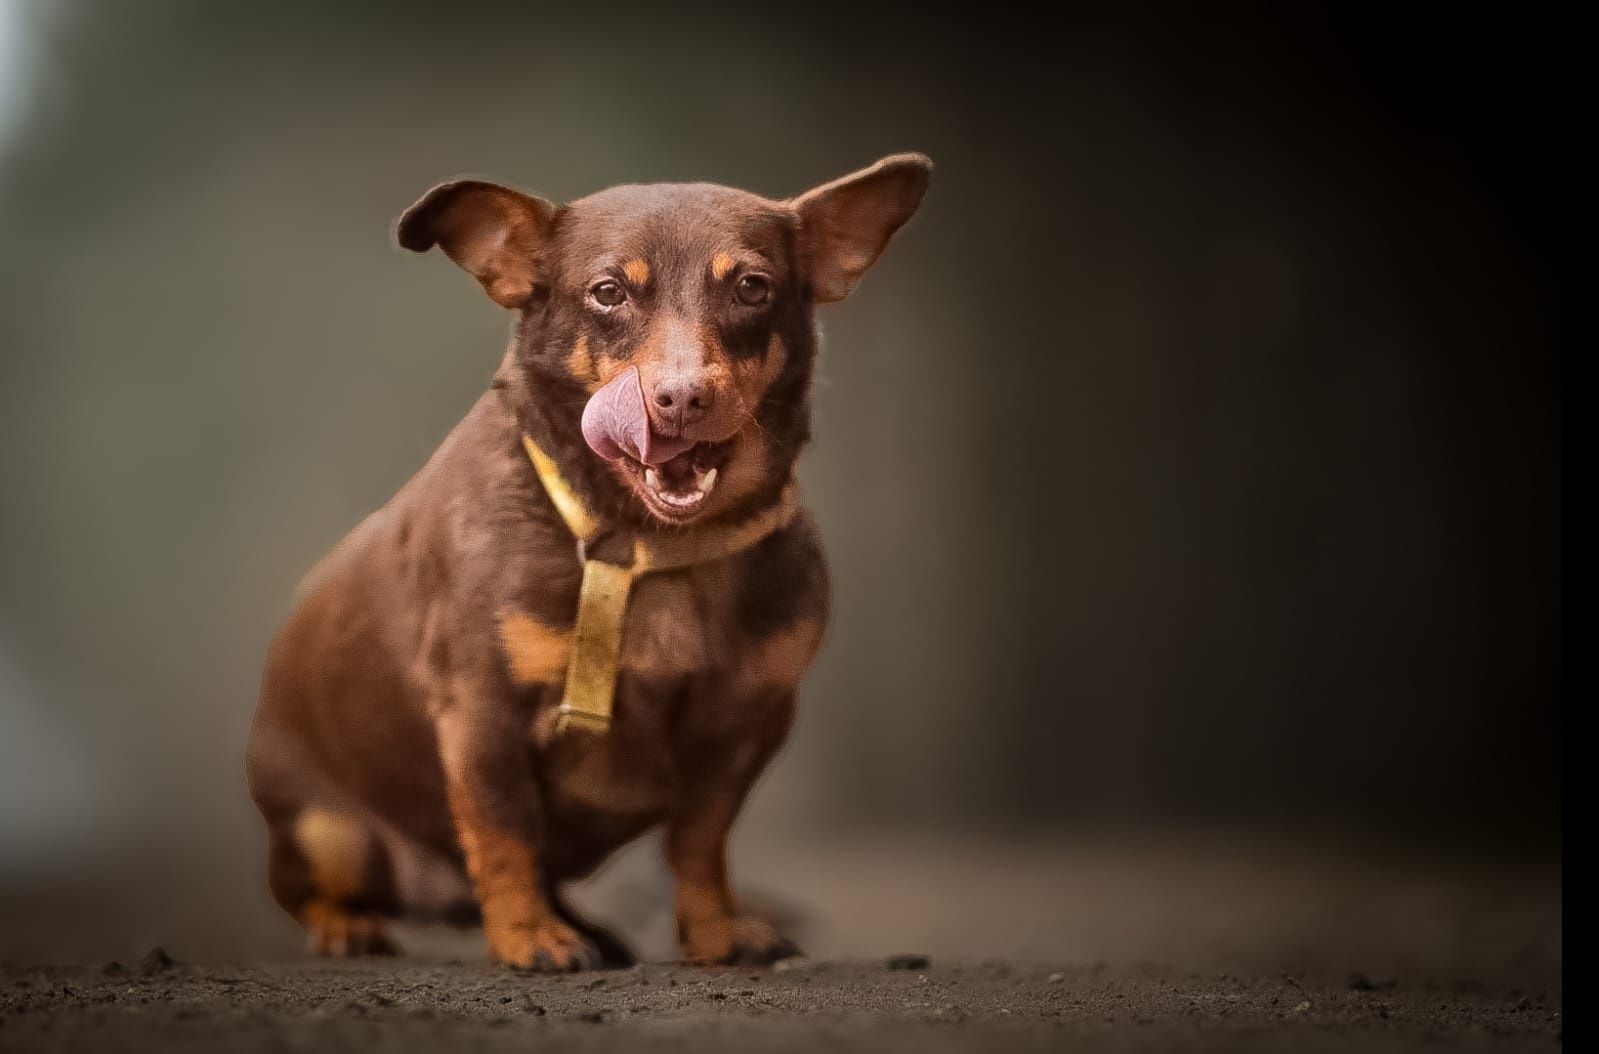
[520,434,800,734]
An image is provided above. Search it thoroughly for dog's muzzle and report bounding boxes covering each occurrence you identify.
[580,366,695,466]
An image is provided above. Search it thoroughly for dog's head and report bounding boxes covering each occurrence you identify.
[397,154,930,525]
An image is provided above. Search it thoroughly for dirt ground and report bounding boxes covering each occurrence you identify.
[0,832,1562,1052]
[0,956,1561,1054]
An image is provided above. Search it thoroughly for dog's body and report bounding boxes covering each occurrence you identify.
[246,156,929,969]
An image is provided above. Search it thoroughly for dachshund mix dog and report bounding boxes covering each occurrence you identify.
[245,154,931,969]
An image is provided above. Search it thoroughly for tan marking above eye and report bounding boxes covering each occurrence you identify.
[710,252,736,281]
[622,258,650,286]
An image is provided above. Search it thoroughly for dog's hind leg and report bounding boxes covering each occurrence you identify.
[263,807,401,957]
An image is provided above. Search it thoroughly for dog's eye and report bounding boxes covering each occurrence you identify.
[590,280,627,309]
[735,274,771,307]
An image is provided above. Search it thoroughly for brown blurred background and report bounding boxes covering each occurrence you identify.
[0,2,1561,976]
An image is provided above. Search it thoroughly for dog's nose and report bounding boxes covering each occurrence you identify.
[651,374,714,428]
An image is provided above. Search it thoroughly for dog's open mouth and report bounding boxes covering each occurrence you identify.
[627,440,733,519]
[579,367,740,521]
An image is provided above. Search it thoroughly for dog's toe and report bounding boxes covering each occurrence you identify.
[499,920,602,973]
[303,902,400,959]
[685,916,800,967]
[729,934,801,966]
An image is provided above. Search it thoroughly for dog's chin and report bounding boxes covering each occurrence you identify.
[614,437,737,526]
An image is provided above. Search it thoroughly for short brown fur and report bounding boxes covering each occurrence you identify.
[246,154,930,969]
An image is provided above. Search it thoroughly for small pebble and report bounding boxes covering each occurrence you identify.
[886,954,931,971]
[1048,972,1066,984]
[140,948,176,975]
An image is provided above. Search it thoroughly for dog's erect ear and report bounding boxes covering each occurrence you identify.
[396,180,559,309]
[789,153,931,303]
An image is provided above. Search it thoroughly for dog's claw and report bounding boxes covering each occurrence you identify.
[567,920,636,969]
[684,916,800,967]
[497,919,603,972]
[729,935,801,966]
[303,902,399,959]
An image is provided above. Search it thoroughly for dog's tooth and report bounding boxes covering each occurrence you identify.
[699,467,718,494]
[645,468,660,490]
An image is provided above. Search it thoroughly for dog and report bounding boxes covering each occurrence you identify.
[245,153,931,970]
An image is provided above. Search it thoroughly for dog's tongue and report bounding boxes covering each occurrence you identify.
[580,366,696,465]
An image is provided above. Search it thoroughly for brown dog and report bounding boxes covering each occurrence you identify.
[245,154,930,969]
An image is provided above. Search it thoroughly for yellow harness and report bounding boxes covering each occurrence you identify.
[521,436,799,735]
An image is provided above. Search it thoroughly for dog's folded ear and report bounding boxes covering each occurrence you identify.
[789,153,931,304]
[396,180,559,310]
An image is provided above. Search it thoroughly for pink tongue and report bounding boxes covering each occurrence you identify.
[580,366,697,465]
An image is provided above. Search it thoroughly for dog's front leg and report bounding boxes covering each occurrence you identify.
[667,694,800,966]
[435,703,598,971]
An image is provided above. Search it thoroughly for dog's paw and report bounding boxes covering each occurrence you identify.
[569,918,637,970]
[492,918,603,972]
[682,916,801,966]
[302,901,399,958]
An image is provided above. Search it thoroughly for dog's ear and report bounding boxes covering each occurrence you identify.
[789,153,931,303]
[396,180,559,309]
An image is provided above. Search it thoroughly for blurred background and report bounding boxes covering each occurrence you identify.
[0,1,1561,980]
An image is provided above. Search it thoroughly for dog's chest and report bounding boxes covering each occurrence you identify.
[526,561,738,814]
[617,561,737,678]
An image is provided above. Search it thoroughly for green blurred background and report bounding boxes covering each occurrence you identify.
[0,2,1560,969]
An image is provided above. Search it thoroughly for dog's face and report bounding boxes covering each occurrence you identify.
[397,155,930,525]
